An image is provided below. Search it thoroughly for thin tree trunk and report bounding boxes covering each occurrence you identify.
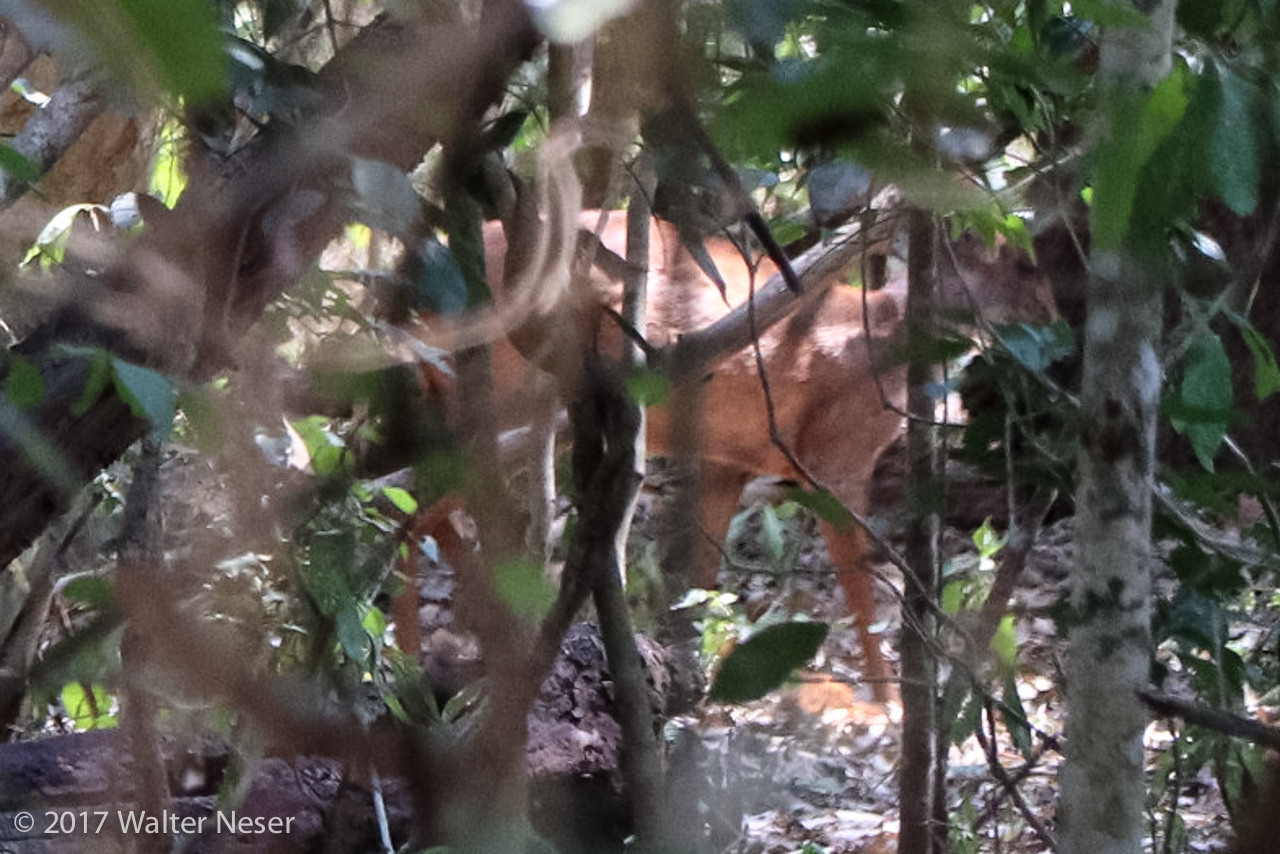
[898,207,942,854]
[1059,4,1175,853]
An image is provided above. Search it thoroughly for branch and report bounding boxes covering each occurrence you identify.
[0,6,542,569]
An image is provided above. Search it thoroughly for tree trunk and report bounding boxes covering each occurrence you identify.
[898,208,942,854]
[1058,4,1175,853]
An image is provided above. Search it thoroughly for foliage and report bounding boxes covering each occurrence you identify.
[4,0,1280,850]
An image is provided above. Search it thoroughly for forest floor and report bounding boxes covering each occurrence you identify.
[679,507,1241,854]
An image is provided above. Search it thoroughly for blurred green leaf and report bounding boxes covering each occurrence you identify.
[1238,323,1280,401]
[971,518,1005,561]
[0,145,40,185]
[1208,65,1259,216]
[1000,670,1031,757]
[626,368,669,407]
[61,682,117,730]
[381,486,419,516]
[111,357,176,440]
[786,486,853,530]
[494,558,556,619]
[1092,68,1189,249]
[710,621,828,703]
[990,614,1018,669]
[306,530,358,616]
[1170,332,1233,471]
[62,577,115,607]
[759,505,786,561]
[335,603,371,662]
[995,321,1075,372]
[5,355,44,409]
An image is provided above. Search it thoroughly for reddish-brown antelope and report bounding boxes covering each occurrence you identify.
[398,210,1056,702]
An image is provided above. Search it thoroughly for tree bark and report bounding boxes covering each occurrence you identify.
[1058,4,1175,853]
[898,208,942,854]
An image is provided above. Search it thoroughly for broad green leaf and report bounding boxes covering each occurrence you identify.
[409,238,468,316]
[1171,333,1233,471]
[363,605,387,638]
[335,603,372,662]
[291,416,347,477]
[1209,65,1259,216]
[42,0,223,103]
[0,145,40,185]
[710,621,828,703]
[480,111,531,151]
[1092,69,1189,249]
[381,486,419,516]
[61,577,115,607]
[306,530,358,616]
[116,0,226,102]
[946,684,981,746]
[5,355,43,409]
[111,357,176,439]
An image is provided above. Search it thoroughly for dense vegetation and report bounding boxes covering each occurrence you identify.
[0,1,1278,852]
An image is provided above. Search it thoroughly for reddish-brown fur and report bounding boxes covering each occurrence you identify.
[403,212,1055,702]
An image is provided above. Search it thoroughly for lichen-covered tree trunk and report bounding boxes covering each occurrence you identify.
[1058,3,1175,853]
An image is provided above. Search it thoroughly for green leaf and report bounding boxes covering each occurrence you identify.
[61,682,118,730]
[116,0,226,103]
[1209,65,1259,216]
[381,486,419,516]
[305,530,358,616]
[23,205,103,268]
[710,621,828,703]
[941,579,965,615]
[493,558,556,619]
[995,320,1075,372]
[1000,670,1032,757]
[786,487,853,530]
[0,145,40,185]
[971,518,1005,561]
[626,367,669,407]
[362,606,387,639]
[1091,69,1189,249]
[111,357,176,439]
[5,355,44,409]
[759,504,786,561]
[291,416,348,477]
[70,347,114,417]
[335,604,372,663]
[61,577,115,607]
[1069,0,1149,27]
[1171,333,1233,471]
[990,614,1018,669]
[1239,323,1280,401]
